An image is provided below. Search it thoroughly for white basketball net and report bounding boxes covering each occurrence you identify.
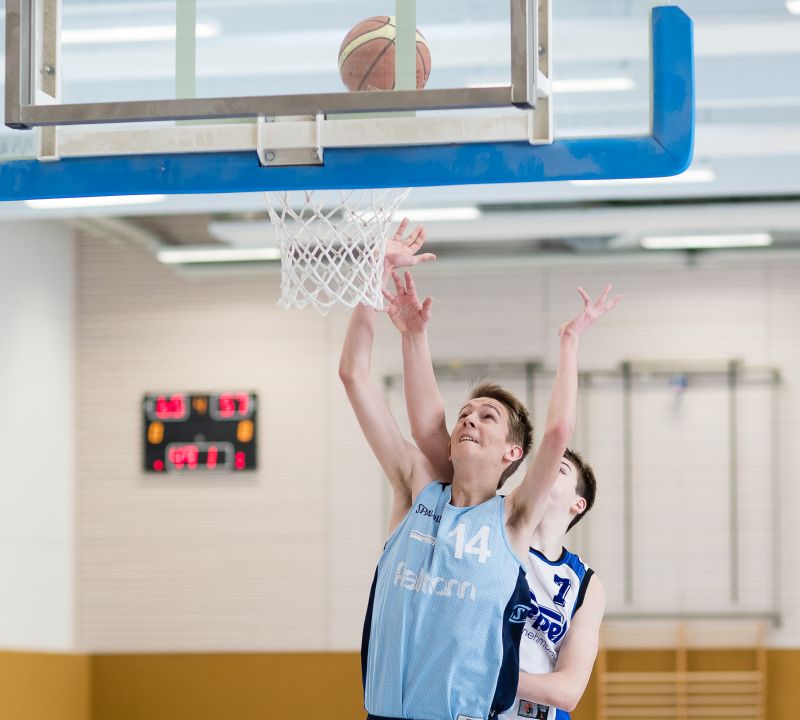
[264,188,411,315]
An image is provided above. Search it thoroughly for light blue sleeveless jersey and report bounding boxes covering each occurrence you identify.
[499,547,594,720]
[362,481,531,720]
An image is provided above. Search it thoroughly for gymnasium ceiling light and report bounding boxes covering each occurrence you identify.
[786,1,800,14]
[553,77,635,93]
[640,233,773,250]
[570,168,715,187]
[391,207,482,222]
[62,23,220,44]
[24,195,167,209]
[469,78,635,94]
[157,246,281,264]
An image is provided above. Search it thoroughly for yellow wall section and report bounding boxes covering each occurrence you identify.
[91,652,363,720]
[87,649,800,720]
[0,651,90,720]
[4,649,800,720]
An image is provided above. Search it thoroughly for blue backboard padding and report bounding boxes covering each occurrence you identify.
[0,6,693,200]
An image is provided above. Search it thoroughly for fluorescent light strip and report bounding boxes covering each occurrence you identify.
[62,23,219,45]
[157,246,281,264]
[570,168,715,187]
[469,78,635,94]
[787,1,800,15]
[25,194,167,209]
[392,207,482,223]
[641,233,773,250]
[553,77,635,93]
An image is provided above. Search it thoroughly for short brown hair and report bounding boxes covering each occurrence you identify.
[469,381,534,489]
[564,447,596,531]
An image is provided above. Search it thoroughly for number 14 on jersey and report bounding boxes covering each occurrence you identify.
[448,524,492,563]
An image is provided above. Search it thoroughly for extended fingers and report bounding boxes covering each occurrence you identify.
[404,271,417,296]
[407,224,426,249]
[392,218,410,243]
[408,252,437,266]
[595,284,612,307]
[421,296,433,322]
[578,287,591,308]
[381,287,397,305]
[391,270,406,295]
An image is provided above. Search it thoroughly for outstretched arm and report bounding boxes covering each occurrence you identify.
[383,271,453,483]
[516,577,605,712]
[338,221,438,518]
[507,286,621,549]
[339,304,418,499]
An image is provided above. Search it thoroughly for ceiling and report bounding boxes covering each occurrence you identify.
[1,0,799,255]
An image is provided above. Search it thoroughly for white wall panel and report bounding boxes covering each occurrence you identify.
[0,221,75,650]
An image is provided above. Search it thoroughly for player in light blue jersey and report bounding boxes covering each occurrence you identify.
[383,271,615,720]
[339,221,618,720]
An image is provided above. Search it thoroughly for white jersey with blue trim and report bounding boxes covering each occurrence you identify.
[362,481,531,720]
[499,546,594,720]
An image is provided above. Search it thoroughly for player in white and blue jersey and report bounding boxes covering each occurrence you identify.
[339,223,618,720]
[382,266,612,720]
[503,448,603,720]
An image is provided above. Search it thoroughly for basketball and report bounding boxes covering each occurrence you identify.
[338,15,431,92]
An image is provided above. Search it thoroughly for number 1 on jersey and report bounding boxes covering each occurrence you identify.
[448,524,492,563]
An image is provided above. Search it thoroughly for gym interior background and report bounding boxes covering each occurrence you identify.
[2,1,800,719]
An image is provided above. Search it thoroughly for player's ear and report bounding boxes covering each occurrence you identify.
[505,444,523,462]
[571,496,587,517]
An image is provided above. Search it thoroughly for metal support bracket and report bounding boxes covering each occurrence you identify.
[256,113,325,168]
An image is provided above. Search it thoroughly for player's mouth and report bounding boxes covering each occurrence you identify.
[459,434,479,444]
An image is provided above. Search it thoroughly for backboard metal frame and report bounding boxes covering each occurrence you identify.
[6,0,543,128]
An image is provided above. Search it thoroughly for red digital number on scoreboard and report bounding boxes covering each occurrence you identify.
[153,393,188,421]
[214,392,251,420]
[165,443,233,471]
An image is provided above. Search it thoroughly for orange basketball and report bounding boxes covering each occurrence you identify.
[338,16,431,92]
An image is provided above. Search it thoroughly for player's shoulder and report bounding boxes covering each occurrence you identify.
[574,569,605,618]
[561,546,588,567]
[528,545,592,576]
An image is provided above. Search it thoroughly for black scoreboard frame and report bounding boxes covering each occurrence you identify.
[142,392,258,473]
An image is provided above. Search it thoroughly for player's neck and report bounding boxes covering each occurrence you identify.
[529,516,568,560]
[450,469,496,507]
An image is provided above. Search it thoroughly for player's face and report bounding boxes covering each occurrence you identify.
[550,456,583,512]
[450,398,513,461]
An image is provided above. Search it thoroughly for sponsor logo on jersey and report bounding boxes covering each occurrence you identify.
[409,530,437,546]
[517,700,550,719]
[527,590,567,643]
[394,561,477,601]
[415,503,442,523]
[510,604,530,623]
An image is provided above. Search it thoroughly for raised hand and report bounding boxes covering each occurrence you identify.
[382,270,433,335]
[383,218,436,274]
[559,284,622,338]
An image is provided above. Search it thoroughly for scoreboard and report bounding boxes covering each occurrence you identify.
[143,392,257,473]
